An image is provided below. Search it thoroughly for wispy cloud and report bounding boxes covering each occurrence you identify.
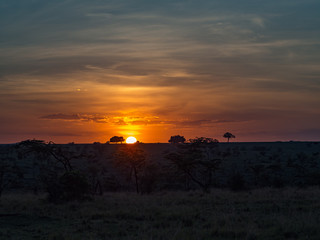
[40,112,243,128]
[40,113,82,120]
[40,113,160,125]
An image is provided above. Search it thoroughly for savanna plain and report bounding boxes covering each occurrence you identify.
[0,141,320,239]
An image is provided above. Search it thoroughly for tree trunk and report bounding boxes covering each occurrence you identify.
[133,167,139,194]
[95,180,103,195]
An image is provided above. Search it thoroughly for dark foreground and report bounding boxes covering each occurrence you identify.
[1,188,320,240]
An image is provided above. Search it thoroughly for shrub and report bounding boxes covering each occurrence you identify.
[46,171,90,203]
[228,172,246,191]
[140,164,159,194]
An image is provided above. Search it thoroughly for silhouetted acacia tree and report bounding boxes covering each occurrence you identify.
[165,139,220,192]
[223,132,235,142]
[84,150,117,195]
[113,145,146,193]
[16,139,90,202]
[110,136,125,144]
[168,135,186,144]
[17,139,75,172]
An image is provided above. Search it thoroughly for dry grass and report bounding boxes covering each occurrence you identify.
[1,188,320,240]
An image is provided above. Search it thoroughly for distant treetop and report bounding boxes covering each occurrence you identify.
[223,132,235,142]
[189,137,219,144]
[110,136,125,144]
[168,135,186,144]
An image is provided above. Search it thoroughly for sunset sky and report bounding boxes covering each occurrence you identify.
[1,0,319,143]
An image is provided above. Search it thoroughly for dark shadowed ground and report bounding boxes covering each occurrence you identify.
[1,188,320,240]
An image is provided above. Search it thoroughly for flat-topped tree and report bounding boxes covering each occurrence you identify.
[110,136,125,144]
[223,132,235,142]
[168,135,186,144]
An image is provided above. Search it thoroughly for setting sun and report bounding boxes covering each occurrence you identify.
[126,136,137,144]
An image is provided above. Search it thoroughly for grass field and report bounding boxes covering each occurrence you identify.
[1,187,320,240]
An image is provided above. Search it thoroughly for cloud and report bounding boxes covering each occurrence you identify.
[40,113,82,120]
[40,113,159,125]
[40,112,243,128]
[1,0,320,143]
[251,17,265,27]
[1,1,319,93]
[40,113,111,123]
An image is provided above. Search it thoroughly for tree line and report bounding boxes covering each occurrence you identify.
[0,132,236,200]
[106,132,236,144]
[0,136,226,202]
[1,138,319,202]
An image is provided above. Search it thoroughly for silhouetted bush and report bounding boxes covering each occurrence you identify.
[165,141,220,193]
[272,177,285,188]
[140,164,159,194]
[60,171,90,200]
[102,174,120,192]
[46,171,90,203]
[0,145,24,197]
[228,172,246,191]
[0,162,23,197]
[306,172,320,186]
[44,174,61,203]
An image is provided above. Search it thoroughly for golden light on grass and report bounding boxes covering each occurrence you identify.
[126,136,137,144]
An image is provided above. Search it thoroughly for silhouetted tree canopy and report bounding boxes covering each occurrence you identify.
[113,145,146,193]
[223,132,235,142]
[16,139,91,202]
[110,136,125,144]
[165,142,220,193]
[17,139,75,172]
[168,135,186,144]
[189,137,219,145]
